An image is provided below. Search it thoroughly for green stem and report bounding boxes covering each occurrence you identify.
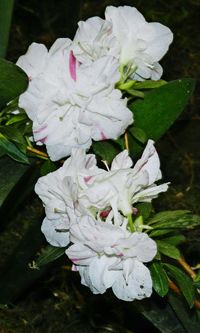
[128,214,135,233]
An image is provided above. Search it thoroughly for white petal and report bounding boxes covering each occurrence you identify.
[133,140,161,184]
[112,260,153,301]
[105,6,173,80]
[17,42,48,79]
[66,243,96,265]
[142,22,173,61]
[88,256,120,293]
[111,150,133,170]
[73,16,119,64]
[41,217,70,247]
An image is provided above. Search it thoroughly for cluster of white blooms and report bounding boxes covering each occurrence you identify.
[35,140,169,300]
[17,5,173,161]
[18,5,172,301]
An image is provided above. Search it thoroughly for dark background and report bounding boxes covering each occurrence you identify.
[0,1,200,332]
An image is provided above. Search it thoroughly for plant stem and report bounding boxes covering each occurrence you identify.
[128,214,134,232]
[124,132,129,152]
[26,146,48,158]
[177,257,196,280]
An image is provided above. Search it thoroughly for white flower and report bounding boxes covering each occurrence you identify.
[17,39,133,161]
[35,149,101,246]
[66,215,157,300]
[105,6,173,80]
[35,141,168,246]
[72,16,119,65]
[79,140,169,220]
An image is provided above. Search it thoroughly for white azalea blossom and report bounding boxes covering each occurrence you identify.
[17,39,133,161]
[72,16,119,65]
[79,140,169,220]
[105,5,173,80]
[35,141,168,246]
[66,215,157,301]
[35,149,102,246]
[72,6,173,80]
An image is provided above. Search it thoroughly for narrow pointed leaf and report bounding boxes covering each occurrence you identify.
[0,133,29,163]
[157,240,181,259]
[150,262,169,297]
[35,245,66,268]
[164,264,195,308]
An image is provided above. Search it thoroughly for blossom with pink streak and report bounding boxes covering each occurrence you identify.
[66,215,157,301]
[17,39,133,161]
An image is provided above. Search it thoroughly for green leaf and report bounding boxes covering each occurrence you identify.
[129,79,195,155]
[162,235,186,246]
[92,140,120,164]
[157,240,181,259]
[148,210,190,225]
[148,211,200,237]
[168,292,200,333]
[6,112,28,125]
[35,245,66,268]
[0,1,14,58]
[0,133,29,164]
[132,80,167,90]
[40,159,57,176]
[0,156,29,210]
[135,202,152,220]
[129,126,148,144]
[0,58,28,109]
[134,299,187,333]
[164,264,195,308]
[150,262,169,297]
[127,88,144,98]
[0,125,26,145]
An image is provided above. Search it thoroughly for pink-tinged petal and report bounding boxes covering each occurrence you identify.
[72,264,78,271]
[69,50,77,81]
[100,131,107,140]
[84,176,93,183]
[33,124,48,134]
[37,136,48,144]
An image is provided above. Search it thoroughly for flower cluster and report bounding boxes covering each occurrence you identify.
[18,6,172,301]
[17,5,173,161]
[35,140,169,300]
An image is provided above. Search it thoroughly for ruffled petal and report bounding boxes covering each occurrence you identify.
[112,260,153,301]
[41,217,70,247]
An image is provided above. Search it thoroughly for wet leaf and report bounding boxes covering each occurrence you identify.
[150,262,169,297]
[164,264,195,308]
[156,240,181,259]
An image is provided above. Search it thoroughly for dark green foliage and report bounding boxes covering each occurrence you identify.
[0,58,28,109]
[164,264,195,308]
[150,262,169,297]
